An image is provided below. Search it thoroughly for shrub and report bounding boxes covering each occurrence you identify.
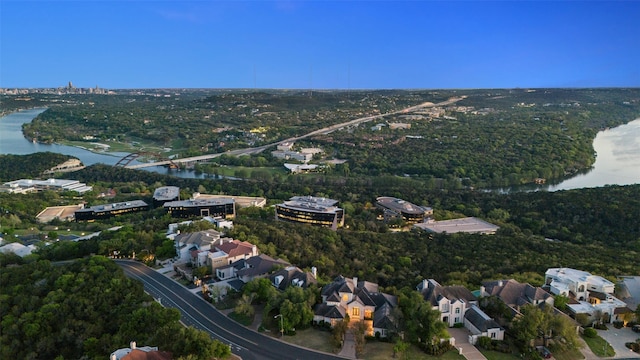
[477,336,493,349]
[612,320,624,329]
[583,327,597,338]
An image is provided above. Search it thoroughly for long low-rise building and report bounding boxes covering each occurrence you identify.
[275,196,344,230]
[413,217,499,235]
[1,178,92,194]
[75,200,149,221]
[164,198,235,218]
[192,193,266,208]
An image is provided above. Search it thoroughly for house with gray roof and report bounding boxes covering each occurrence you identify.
[314,276,398,338]
[270,266,318,290]
[481,279,553,315]
[464,305,505,345]
[417,278,478,327]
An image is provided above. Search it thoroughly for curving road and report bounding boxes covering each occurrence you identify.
[116,260,345,360]
[126,97,464,169]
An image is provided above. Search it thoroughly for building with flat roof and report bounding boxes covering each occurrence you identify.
[275,196,344,230]
[192,192,266,208]
[164,198,235,218]
[75,200,149,221]
[36,204,84,223]
[1,178,92,194]
[413,217,499,234]
[153,186,180,206]
[376,196,433,223]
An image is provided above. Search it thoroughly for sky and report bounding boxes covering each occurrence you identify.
[1,0,639,89]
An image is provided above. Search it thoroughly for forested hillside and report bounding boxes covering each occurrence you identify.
[18,88,640,186]
[0,256,230,360]
[0,152,75,182]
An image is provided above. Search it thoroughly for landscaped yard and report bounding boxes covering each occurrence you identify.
[361,341,465,360]
[550,347,585,360]
[479,349,519,360]
[280,328,335,354]
[581,335,615,357]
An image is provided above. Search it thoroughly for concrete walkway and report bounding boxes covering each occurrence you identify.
[448,328,488,360]
[338,329,357,359]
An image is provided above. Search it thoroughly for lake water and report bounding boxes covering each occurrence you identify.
[1,108,639,189]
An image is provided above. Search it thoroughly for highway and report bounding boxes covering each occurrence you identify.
[116,260,345,360]
[126,97,464,169]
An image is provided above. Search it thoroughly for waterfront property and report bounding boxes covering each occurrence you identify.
[275,196,344,230]
[74,200,149,221]
[164,197,235,218]
[376,196,433,223]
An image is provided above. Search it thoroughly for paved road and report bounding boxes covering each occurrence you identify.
[116,260,345,360]
[126,97,464,169]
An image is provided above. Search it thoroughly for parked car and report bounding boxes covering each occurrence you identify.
[536,346,552,359]
[632,324,640,333]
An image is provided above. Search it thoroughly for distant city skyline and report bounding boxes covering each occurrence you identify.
[1,1,639,89]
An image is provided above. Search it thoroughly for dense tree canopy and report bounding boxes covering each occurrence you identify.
[0,257,230,360]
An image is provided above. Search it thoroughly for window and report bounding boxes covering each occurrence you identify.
[491,332,496,339]
[352,307,360,317]
[455,308,461,314]
[365,310,373,319]
[342,294,349,302]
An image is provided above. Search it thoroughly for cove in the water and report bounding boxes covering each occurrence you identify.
[1,108,639,189]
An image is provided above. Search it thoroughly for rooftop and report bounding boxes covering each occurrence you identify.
[77,200,148,213]
[376,196,427,215]
[153,186,180,200]
[414,217,499,234]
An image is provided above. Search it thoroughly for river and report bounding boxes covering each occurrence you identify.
[0,108,209,179]
[1,108,639,189]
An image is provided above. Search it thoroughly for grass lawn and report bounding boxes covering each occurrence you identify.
[280,328,335,354]
[581,335,615,357]
[212,165,286,177]
[361,341,465,360]
[479,350,519,360]
[228,311,253,326]
[550,347,585,360]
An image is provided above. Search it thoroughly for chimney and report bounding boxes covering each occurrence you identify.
[111,355,117,360]
[419,279,428,291]
[353,277,358,287]
[311,266,317,278]
[130,341,136,350]
[498,280,504,287]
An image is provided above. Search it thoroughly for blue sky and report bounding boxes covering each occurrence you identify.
[1,1,639,89]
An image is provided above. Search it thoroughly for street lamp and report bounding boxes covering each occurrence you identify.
[274,314,284,337]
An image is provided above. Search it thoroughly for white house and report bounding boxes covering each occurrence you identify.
[417,279,478,327]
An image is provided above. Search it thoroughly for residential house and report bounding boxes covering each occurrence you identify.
[617,276,640,323]
[216,239,258,265]
[314,276,398,338]
[270,266,318,290]
[464,305,505,345]
[417,278,478,327]
[544,268,628,324]
[173,230,222,261]
[215,254,290,283]
[481,279,553,315]
[110,341,171,360]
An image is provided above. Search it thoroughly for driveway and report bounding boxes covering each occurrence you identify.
[448,328,487,360]
[597,327,640,359]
